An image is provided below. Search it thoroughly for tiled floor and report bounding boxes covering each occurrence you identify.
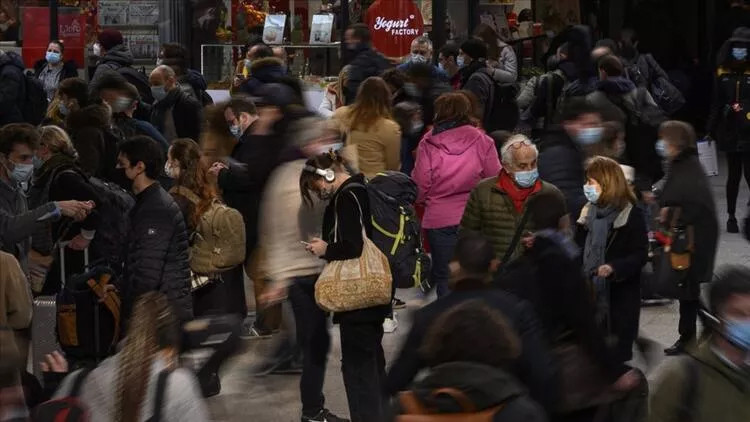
[207,160,750,421]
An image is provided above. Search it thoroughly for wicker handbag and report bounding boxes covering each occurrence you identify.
[315,191,392,313]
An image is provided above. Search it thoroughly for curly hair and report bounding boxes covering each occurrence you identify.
[169,138,218,228]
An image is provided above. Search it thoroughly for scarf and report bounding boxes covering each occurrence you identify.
[582,204,620,275]
[496,170,541,213]
[33,153,77,187]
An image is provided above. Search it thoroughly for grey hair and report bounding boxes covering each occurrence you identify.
[500,134,538,166]
[411,35,433,51]
[152,65,176,79]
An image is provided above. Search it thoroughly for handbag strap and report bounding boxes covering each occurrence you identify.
[500,207,531,267]
[333,187,366,243]
[150,370,172,422]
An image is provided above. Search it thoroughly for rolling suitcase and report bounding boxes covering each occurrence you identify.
[30,245,88,381]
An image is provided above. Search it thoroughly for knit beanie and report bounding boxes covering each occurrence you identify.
[97,29,124,51]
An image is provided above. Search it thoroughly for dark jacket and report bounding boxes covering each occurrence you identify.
[707,67,750,152]
[405,80,451,129]
[460,61,493,123]
[537,126,587,220]
[180,69,212,106]
[388,362,548,422]
[111,114,169,152]
[150,88,203,143]
[527,61,577,126]
[66,107,122,182]
[89,44,134,93]
[217,126,284,252]
[238,57,287,96]
[345,45,390,105]
[122,183,192,323]
[33,59,78,81]
[320,174,391,324]
[659,149,719,298]
[575,203,649,362]
[496,233,627,382]
[386,280,558,411]
[0,51,26,126]
[586,77,639,125]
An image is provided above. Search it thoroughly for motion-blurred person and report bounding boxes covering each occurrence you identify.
[116,136,192,324]
[389,301,547,421]
[538,98,603,221]
[657,121,719,356]
[412,92,501,297]
[258,118,349,422]
[0,250,32,386]
[49,292,208,422]
[33,40,78,101]
[300,150,390,422]
[238,54,287,96]
[0,48,26,125]
[110,81,169,150]
[381,68,408,105]
[461,135,568,263]
[233,42,273,88]
[649,265,750,422]
[0,124,92,273]
[333,77,401,178]
[55,77,89,120]
[28,126,102,295]
[386,232,558,411]
[343,23,390,105]
[404,62,451,130]
[149,65,203,143]
[90,29,152,106]
[438,43,461,90]
[473,23,518,84]
[575,156,648,363]
[392,101,422,175]
[319,65,350,118]
[65,102,122,182]
[157,42,213,106]
[198,103,235,166]
[707,28,750,233]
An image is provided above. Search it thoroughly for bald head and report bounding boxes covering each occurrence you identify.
[149,65,177,92]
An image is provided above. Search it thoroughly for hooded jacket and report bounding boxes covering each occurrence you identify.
[412,124,501,229]
[238,57,287,96]
[389,362,547,422]
[89,44,135,93]
[586,77,639,125]
[0,51,26,125]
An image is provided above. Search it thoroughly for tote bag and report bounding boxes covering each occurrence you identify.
[315,191,392,313]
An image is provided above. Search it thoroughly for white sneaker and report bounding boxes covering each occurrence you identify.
[383,314,398,333]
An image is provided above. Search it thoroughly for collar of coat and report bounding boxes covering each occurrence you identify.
[577,202,633,229]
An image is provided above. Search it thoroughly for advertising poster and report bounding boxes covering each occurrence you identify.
[365,0,424,59]
[310,14,333,44]
[58,7,86,66]
[263,14,286,44]
[129,1,160,25]
[99,0,129,25]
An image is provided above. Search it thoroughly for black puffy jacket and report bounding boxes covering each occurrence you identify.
[345,45,390,105]
[0,51,25,126]
[122,182,192,323]
[538,127,587,220]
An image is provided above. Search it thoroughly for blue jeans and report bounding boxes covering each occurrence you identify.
[426,226,459,298]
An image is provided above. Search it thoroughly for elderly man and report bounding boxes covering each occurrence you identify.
[461,134,568,263]
[398,35,449,80]
[149,65,203,142]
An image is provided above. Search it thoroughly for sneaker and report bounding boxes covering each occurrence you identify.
[728,216,740,233]
[392,298,407,309]
[302,409,349,422]
[383,314,398,333]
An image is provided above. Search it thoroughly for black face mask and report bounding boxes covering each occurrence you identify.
[112,168,133,192]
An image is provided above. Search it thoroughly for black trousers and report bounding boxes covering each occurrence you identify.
[340,320,385,422]
[725,152,750,216]
[288,278,330,416]
[679,299,700,340]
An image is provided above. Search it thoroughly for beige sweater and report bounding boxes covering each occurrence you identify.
[332,106,401,178]
[260,160,326,286]
[0,251,31,330]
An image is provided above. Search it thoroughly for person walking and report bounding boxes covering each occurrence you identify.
[412,92,501,297]
[657,121,719,356]
[575,156,648,363]
[343,24,389,105]
[300,151,390,422]
[149,65,203,143]
[333,77,401,178]
[33,40,78,101]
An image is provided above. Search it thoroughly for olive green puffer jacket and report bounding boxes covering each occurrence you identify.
[460,176,567,260]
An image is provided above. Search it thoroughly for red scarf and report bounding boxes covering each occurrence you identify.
[496,170,542,213]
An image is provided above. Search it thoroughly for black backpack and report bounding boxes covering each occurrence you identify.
[476,72,520,132]
[630,54,685,116]
[348,172,431,291]
[22,71,49,125]
[117,65,154,105]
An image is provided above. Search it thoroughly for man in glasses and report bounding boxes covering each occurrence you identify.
[461,134,568,265]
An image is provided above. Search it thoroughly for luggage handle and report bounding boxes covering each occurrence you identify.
[58,242,89,288]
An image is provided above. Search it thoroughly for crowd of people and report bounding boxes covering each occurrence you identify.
[0,19,748,422]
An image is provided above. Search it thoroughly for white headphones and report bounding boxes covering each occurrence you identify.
[304,165,335,182]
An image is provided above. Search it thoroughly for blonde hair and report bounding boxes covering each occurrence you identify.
[39,125,78,159]
[585,156,637,210]
[348,77,393,131]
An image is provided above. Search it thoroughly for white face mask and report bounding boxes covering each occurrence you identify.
[164,161,176,179]
[93,43,102,57]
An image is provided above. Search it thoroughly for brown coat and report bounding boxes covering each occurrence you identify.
[0,251,31,330]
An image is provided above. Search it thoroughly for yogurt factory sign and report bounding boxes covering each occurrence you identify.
[365,0,425,58]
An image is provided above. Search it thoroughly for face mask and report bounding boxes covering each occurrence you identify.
[316,186,334,201]
[230,124,242,138]
[732,47,748,61]
[513,169,538,188]
[410,121,424,135]
[244,58,252,69]
[313,142,344,156]
[457,56,466,68]
[151,86,168,102]
[583,184,600,204]
[404,82,421,97]
[410,53,428,64]
[46,51,61,64]
[164,161,176,178]
[113,168,133,191]
[438,62,446,72]
[575,127,604,145]
[110,97,133,113]
[614,140,626,158]
[92,43,102,57]
[33,156,44,170]
[655,139,668,158]
[725,319,750,351]
[10,161,33,185]
[58,102,69,116]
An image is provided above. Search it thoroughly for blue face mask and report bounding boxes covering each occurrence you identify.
[230,125,242,138]
[46,51,61,64]
[513,169,539,188]
[732,47,748,61]
[438,62,446,73]
[58,102,69,116]
[457,56,466,68]
[655,139,668,158]
[32,156,44,170]
[151,85,167,102]
[575,127,604,145]
[583,184,600,204]
[410,53,428,64]
[725,319,750,350]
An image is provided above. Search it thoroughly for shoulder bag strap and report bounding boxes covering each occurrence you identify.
[150,370,172,422]
[69,367,93,397]
[500,207,532,266]
[170,186,200,205]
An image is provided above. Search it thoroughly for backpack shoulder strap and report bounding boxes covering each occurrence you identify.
[150,370,172,422]
[171,186,200,205]
[69,368,93,397]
